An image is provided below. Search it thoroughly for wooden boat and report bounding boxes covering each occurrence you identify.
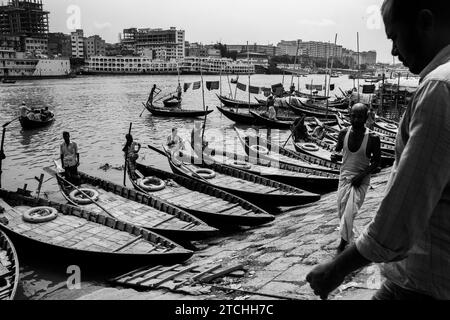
[217,95,263,109]
[234,128,340,174]
[0,229,19,300]
[2,79,16,84]
[163,99,182,108]
[151,145,321,209]
[296,92,330,101]
[249,111,294,130]
[217,106,257,125]
[19,113,55,130]
[373,120,398,137]
[230,78,238,84]
[50,163,218,241]
[0,189,193,265]
[197,146,339,194]
[298,99,349,114]
[129,162,275,227]
[288,101,340,119]
[146,103,214,118]
[304,135,395,168]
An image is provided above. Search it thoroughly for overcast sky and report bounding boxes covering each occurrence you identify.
[43,0,394,63]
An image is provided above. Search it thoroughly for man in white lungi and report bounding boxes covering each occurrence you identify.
[331,103,381,254]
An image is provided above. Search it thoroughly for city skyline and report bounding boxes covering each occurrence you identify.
[44,0,395,63]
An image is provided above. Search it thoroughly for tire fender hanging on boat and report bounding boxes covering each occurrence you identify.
[22,207,58,224]
[300,143,320,152]
[194,169,216,180]
[138,177,166,192]
[69,188,100,205]
[250,145,269,155]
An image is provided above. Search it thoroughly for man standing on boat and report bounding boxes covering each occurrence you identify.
[19,102,31,119]
[60,132,80,185]
[167,128,185,156]
[123,134,141,181]
[147,84,161,106]
[308,0,450,300]
[331,104,381,254]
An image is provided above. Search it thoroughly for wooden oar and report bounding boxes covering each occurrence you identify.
[123,123,133,186]
[283,114,306,148]
[147,144,210,183]
[139,102,149,118]
[54,171,116,220]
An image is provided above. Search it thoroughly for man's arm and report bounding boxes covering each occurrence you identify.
[331,129,346,162]
[60,144,65,168]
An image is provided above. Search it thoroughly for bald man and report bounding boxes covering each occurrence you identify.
[332,103,381,254]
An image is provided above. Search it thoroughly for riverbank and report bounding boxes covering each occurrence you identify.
[17,167,390,301]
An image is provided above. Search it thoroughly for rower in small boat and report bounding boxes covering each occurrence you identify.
[60,132,80,186]
[147,84,161,106]
[19,101,31,119]
[163,83,182,107]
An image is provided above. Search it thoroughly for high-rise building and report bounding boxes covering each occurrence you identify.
[84,35,106,58]
[48,32,71,57]
[0,0,49,53]
[276,40,303,56]
[71,29,84,58]
[227,43,277,57]
[121,27,185,61]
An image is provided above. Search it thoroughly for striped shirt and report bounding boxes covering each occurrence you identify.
[356,44,450,299]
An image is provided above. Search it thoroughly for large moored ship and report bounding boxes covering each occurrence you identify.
[0,47,72,80]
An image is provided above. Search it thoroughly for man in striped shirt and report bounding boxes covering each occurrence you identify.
[307,0,450,300]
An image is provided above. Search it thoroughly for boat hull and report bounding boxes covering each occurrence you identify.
[19,116,55,130]
[131,163,275,227]
[147,105,214,118]
[0,230,19,301]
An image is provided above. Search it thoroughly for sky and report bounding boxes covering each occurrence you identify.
[42,0,394,63]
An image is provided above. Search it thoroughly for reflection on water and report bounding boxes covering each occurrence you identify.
[0,74,355,299]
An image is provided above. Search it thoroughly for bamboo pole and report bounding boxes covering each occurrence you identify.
[357,32,360,103]
[200,60,206,111]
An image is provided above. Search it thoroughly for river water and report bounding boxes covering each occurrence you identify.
[0,73,358,299]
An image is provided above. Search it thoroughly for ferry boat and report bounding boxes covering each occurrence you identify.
[82,55,255,75]
[0,48,72,80]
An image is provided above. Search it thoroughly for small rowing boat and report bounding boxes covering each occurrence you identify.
[49,162,218,241]
[249,111,294,130]
[128,162,275,227]
[197,145,339,194]
[19,113,55,130]
[151,144,321,209]
[296,92,330,101]
[217,95,263,109]
[145,102,214,118]
[0,229,19,300]
[217,106,258,125]
[234,128,340,174]
[0,189,193,265]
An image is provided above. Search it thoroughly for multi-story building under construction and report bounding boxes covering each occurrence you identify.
[0,0,49,54]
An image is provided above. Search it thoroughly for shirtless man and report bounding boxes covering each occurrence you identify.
[332,103,381,254]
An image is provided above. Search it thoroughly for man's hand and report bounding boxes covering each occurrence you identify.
[306,261,346,300]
